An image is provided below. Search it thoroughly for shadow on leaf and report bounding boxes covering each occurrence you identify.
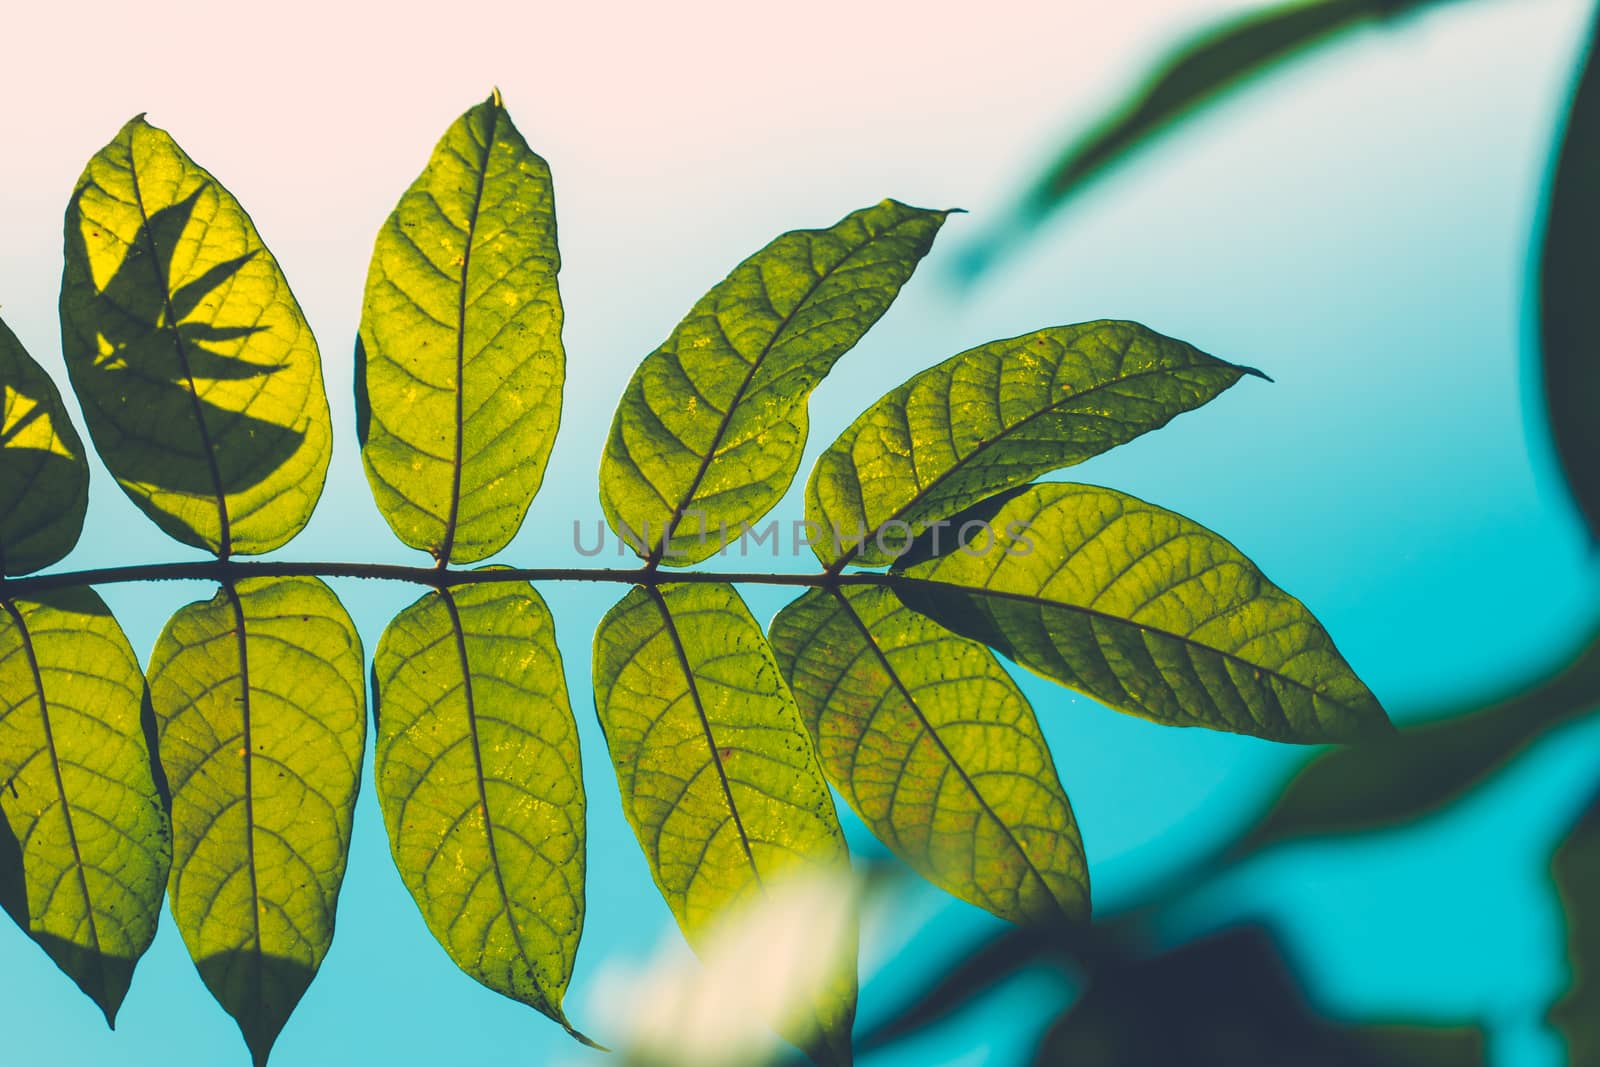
[194,950,317,1067]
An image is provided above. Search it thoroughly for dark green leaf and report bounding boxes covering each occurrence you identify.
[0,317,88,575]
[372,579,592,1043]
[1552,788,1600,1067]
[1032,925,1485,1066]
[592,581,856,1065]
[600,200,949,565]
[806,320,1261,568]
[147,577,364,1065]
[1244,630,1600,849]
[770,585,1088,924]
[0,588,169,1023]
[358,92,564,563]
[1542,11,1600,540]
[59,116,332,556]
[896,483,1390,742]
[963,0,1463,276]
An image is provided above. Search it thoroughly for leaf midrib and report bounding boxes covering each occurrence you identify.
[124,147,233,558]
[1,596,109,1008]
[828,589,1069,919]
[647,211,930,565]
[828,354,1231,571]
[437,108,499,565]
[220,581,264,1025]
[644,586,762,890]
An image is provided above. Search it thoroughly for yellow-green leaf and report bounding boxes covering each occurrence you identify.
[0,317,88,575]
[806,320,1261,568]
[770,585,1088,925]
[60,116,332,556]
[372,579,591,1041]
[592,582,857,1065]
[358,93,564,563]
[0,588,169,1024]
[1552,789,1600,1067]
[896,484,1390,742]
[147,577,363,1065]
[600,200,949,566]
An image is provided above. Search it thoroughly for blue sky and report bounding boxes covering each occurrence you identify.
[2,1,1599,1064]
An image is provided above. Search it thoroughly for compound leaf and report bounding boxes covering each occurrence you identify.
[147,576,363,1065]
[0,588,169,1024]
[770,585,1088,925]
[1552,788,1600,1067]
[600,200,948,565]
[806,320,1260,568]
[1541,9,1600,540]
[0,317,88,575]
[896,483,1389,743]
[372,578,591,1041]
[593,581,856,1065]
[60,116,332,556]
[358,92,564,563]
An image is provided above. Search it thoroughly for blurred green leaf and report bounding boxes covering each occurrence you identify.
[1032,925,1486,1066]
[59,116,332,556]
[896,483,1390,742]
[593,581,857,1065]
[600,200,948,566]
[770,585,1088,924]
[0,317,87,575]
[358,92,564,563]
[1541,11,1600,540]
[147,577,363,1065]
[372,578,592,1043]
[1552,788,1600,1067]
[0,588,169,1024]
[1245,630,1600,849]
[964,0,1464,276]
[806,320,1260,568]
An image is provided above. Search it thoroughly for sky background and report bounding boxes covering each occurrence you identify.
[3,1,1600,1064]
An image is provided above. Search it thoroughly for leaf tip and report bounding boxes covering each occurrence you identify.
[489,86,504,108]
[1238,363,1273,383]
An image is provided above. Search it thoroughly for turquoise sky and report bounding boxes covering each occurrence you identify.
[3,1,1599,1065]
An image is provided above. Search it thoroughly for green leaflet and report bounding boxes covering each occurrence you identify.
[599,200,949,565]
[358,93,564,563]
[1553,789,1600,1067]
[0,588,169,1024]
[593,582,857,1065]
[0,317,88,575]
[1244,631,1600,849]
[372,579,591,1042]
[59,117,332,556]
[896,484,1390,743]
[806,320,1259,568]
[1542,10,1600,540]
[147,576,364,1066]
[770,585,1088,925]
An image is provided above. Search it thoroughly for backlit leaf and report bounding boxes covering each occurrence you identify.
[895,483,1390,742]
[372,578,591,1041]
[0,317,88,575]
[1541,10,1600,540]
[600,200,948,565]
[1244,630,1600,849]
[592,581,856,1065]
[0,588,169,1023]
[1551,788,1599,1067]
[358,92,564,563]
[147,576,363,1065]
[806,320,1260,568]
[60,117,332,556]
[770,585,1088,924]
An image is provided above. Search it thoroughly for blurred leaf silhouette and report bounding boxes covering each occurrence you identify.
[0,316,88,575]
[1552,787,1600,1067]
[1542,9,1600,541]
[958,0,1469,278]
[66,186,300,497]
[1031,926,1485,1066]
